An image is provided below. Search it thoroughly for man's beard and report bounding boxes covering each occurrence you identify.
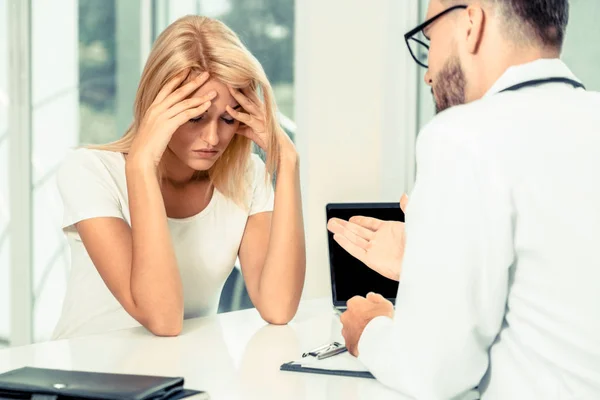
[432,56,466,114]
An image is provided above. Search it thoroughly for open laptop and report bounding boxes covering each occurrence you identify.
[326,203,404,314]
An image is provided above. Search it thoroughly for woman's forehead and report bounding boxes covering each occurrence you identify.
[189,78,238,109]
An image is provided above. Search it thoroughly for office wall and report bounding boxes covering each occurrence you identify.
[563,0,600,90]
[295,0,419,299]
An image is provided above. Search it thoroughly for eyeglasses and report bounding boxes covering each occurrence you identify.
[404,5,468,69]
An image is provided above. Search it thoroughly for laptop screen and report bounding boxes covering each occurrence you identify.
[326,203,404,306]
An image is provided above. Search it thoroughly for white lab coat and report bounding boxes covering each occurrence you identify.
[358,59,600,400]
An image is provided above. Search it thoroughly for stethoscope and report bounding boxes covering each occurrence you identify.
[499,77,585,93]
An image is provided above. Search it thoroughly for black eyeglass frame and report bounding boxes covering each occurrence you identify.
[404,5,468,68]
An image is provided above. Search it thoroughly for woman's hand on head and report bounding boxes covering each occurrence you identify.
[226,87,296,161]
[128,70,216,169]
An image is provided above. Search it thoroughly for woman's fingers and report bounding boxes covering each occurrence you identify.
[228,87,261,117]
[161,72,211,111]
[166,90,217,119]
[226,105,264,133]
[171,101,213,128]
[152,69,190,106]
[241,87,264,109]
[226,105,251,123]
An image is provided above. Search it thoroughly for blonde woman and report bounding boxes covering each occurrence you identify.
[52,16,305,339]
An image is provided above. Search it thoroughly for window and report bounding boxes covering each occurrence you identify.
[78,0,119,145]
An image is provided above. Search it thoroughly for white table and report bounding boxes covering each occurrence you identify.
[0,299,406,400]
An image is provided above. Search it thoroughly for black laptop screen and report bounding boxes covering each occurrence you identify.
[326,203,404,305]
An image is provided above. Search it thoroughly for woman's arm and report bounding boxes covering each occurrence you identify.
[74,72,215,336]
[238,149,306,324]
[226,87,306,324]
[76,161,183,336]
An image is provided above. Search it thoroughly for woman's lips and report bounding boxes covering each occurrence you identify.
[192,149,219,159]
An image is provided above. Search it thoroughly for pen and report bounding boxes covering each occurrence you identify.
[317,345,348,360]
[302,343,333,358]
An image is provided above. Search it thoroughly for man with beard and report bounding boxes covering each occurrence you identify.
[327,0,600,399]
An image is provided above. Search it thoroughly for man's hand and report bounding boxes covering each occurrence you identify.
[341,293,394,356]
[327,194,409,281]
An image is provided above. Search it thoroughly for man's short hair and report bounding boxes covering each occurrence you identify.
[445,0,570,48]
[498,0,569,48]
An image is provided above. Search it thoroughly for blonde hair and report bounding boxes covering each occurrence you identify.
[93,15,281,206]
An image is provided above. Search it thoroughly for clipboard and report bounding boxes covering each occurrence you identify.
[280,361,374,379]
[280,342,375,379]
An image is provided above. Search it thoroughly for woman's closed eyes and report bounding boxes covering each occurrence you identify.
[189,114,236,125]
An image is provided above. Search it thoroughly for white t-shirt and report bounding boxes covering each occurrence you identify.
[52,149,274,340]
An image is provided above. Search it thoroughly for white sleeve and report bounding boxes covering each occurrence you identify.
[57,149,123,231]
[357,121,515,399]
[248,154,274,216]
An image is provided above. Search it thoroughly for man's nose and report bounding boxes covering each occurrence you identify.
[424,69,433,87]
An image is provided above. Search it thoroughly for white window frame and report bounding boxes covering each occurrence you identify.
[8,0,33,346]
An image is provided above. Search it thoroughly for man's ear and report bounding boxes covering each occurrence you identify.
[465,5,485,54]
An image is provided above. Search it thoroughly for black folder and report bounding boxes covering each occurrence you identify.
[0,367,208,400]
